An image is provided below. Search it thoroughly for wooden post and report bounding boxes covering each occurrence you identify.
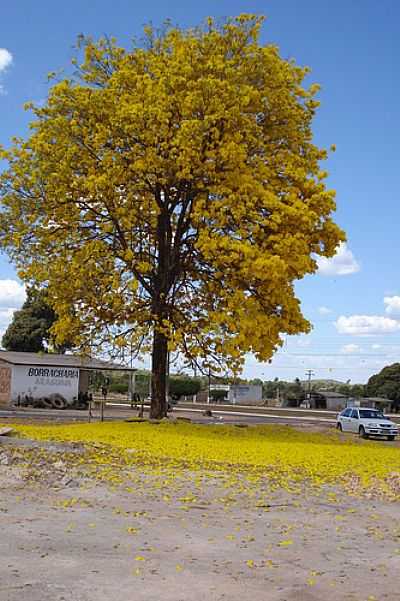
[129,372,136,409]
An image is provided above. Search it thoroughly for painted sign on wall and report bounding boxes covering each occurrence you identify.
[11,365,79,402]
[0,367,11,405]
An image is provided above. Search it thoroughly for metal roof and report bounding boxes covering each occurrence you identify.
[0,351,135,371]
[362,396,393,404]
[314,390,348,398]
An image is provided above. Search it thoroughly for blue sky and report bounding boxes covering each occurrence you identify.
[1,0,399,383]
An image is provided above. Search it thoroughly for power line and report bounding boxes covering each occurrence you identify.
[261,365,385,370]
[276,352,385,357]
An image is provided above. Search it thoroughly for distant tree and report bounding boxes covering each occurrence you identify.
[262,379,280,399]
[349,384,366,398]
[168,376,201,400]
[249,378,263,386]
[285,378,305,403]
[2,287,71,353]
[263,378,287,399]
[133,372,151,399]
[108,381,129,395]
[293,377,303,393]
[209,388,228,403]
[337,384,351,396]
[367,364,400,405]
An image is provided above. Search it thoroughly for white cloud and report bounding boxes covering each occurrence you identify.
[296,337,311,347]
[0,280,26,308]
[0,308,16,328]
[371,344,382,350]
[335,314,400,335]
[384,296,400,317]
[0,281,26,344]
[0,48,13,94]
[318,306,332,315]
[317,242,360,276]
[0,48,12,72]
[341,343,360,354]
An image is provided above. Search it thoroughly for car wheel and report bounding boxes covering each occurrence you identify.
[387,435,395,441]
[336,422,342,431]
[359,426,368,439]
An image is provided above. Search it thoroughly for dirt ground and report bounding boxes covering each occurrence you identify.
[0,436,399,601]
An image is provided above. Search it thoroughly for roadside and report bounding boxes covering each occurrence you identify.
[1,403,399,439]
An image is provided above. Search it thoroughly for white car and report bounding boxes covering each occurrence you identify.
[336,407,398,440]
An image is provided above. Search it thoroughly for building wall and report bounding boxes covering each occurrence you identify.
[10,364,79,404]
[229,384,263,405]
[326,397,347,411]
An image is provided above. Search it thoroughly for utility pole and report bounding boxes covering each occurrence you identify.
[305,369,315,408]
[193,364,197,404]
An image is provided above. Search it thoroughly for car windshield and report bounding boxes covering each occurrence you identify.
[359,410,385,419]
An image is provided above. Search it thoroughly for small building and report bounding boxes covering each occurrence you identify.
[310,390,348,411]
[209,383,263,405]
[0,351,133,407]
[347,396,394,411]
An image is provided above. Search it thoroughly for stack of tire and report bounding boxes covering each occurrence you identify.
[18,392,90,410]
[37,393,67,409]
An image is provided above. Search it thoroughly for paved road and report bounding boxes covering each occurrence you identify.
[174,406,335,426]
[1,403,399,427]
[0,404,337,427]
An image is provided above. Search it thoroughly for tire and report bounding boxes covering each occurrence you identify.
[49,393,67,410]
[359,426,368,439]
[336,422,342,431]
[33,398,46,409]
[41,397,54,409]
[387,435,395,441]
[51,397,66,409]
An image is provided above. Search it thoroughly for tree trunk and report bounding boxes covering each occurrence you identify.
[150,192,171,420]
[150,329,168,419]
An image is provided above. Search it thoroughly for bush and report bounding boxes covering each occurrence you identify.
[109,382,128,395]
[209,389,228,402]
[169,376,201,400]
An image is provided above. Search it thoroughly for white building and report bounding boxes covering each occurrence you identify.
[0,351,132,407]
[209,383,263,405]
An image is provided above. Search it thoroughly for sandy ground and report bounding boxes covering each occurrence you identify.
[0,437,399,601]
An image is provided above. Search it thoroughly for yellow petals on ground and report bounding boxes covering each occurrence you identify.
[5,421,400,499]
[278,540,293,547]
[127,527,139,534]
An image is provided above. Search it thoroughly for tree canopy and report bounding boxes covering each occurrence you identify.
[1,287,70,353]
[169,376,201,400]
[0,15,344,417]
[367,363,400,404]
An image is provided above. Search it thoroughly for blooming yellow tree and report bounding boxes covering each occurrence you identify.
[0,16,344,418]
